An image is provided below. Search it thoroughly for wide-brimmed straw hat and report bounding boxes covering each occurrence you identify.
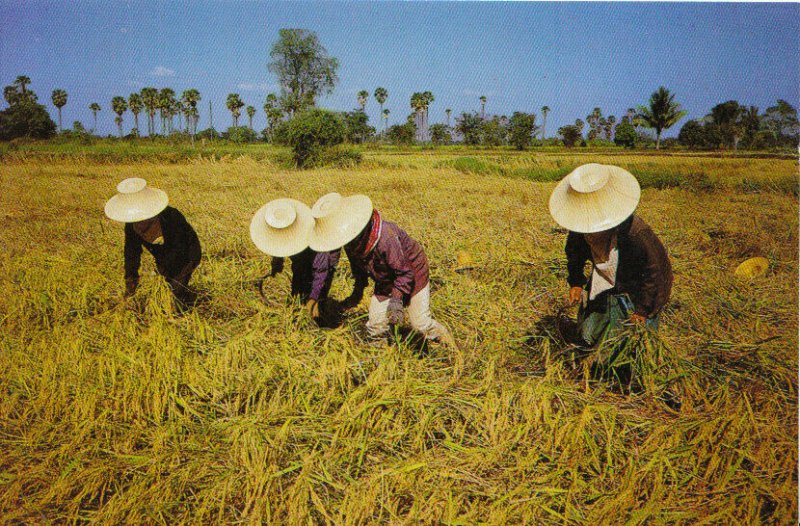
[249,198,314,257]
[308,192,373,252]
[104,178,169,223]
[548,164,641,233]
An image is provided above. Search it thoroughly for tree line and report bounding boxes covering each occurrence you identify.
[2,28,798,151]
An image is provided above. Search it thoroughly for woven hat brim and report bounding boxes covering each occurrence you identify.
[250,199,314,257]
[549,166,640,233]
[104,188,169,223]
[734,257,769,279]
[308,195,373,252]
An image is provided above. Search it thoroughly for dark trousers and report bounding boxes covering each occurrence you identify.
[158,245,201,310]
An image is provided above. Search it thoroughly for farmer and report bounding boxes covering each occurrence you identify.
[104,178,202,310]
[548,164,673,346]
[250,197,337,319]
[308,193,455,348]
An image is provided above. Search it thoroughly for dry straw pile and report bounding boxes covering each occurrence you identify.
[0,150,797,523]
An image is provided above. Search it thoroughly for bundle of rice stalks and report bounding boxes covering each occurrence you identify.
[586,325,690,407]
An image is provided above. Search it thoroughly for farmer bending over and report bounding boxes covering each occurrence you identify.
[250,197,338,319]
[549,164,673,346]
[105,178,202,310]
[309,193,455,348]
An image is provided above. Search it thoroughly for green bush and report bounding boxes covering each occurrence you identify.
[310,144,362,168]
[284,108,345,167]
[225,126,258,144]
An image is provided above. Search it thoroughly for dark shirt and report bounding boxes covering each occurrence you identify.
[272,249,341,301]
[124,206,201,284]
[565,215,673,318]
[345,220,429,301]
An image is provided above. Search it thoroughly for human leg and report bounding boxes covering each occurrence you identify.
[407,284,455,346]
[366,295,390,344]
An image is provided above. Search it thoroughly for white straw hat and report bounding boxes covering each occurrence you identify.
[249,198,314,257]
[104,178,169,223]
[548,164,641,233]
[308,193,373,252]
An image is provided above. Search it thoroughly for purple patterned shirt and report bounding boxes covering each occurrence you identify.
[346,220,429,301]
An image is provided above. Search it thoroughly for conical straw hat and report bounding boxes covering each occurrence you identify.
[249,198,314,257]
[548,164,641,233]
[308,193,373,252]
[104,178,169,223]
[734,257,769,279]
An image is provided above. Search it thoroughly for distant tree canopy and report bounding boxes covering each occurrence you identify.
[455,112,483,146]
[284,108,346,167]
[0,77,56,140]
[268,29,339,117]
[342,111,375,144]
[508,112,537,150]
[558,125,582,148]
[637,86,687,150]
[678,99,798,150]
[614,120,637,149]
[428,123,451,146]
[386,122,416,145]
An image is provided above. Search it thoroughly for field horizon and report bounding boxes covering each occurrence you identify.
[1,146,797,524]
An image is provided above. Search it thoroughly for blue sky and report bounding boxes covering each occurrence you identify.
[1,1,798,137]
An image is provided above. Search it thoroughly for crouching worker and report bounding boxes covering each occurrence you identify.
[548,164,673,346]
[104,178,202,310]
[250,197,337,319]
[309,193,455,348]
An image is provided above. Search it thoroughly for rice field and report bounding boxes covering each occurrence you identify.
[0,147,797,524]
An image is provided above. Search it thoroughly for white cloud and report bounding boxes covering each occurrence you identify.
[151,66,175,77]
[120,28,128,34]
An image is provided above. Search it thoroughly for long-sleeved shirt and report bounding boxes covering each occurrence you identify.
[124,206,201,285]
[565,215,672,318]
[345,220,429,302]
[271,249,341,301]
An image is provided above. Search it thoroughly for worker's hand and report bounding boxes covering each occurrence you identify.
[270,258,285,277]
[342,290,364,310]
[386,297,404,325]
[568,286,583,306]
[305,299,320,319]
[629,313,647,324]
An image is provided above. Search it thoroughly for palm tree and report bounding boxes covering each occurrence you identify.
[180,89,201,136]
[246,105,256,129]
[14,76,31,96]
[574,118,584,136]
[89,103,101,133]
[140,87,158,136]
[111,96,128,137]
[226,93,244,127]
[410,92,424,142]
[382,108,390,132]
[158,88,176,134]
[445,108,452,127]
[51,89,68,132]
[374,87,388,129]
[128,93,142,134]
[605,115,616,141]
[421,91,434,141]
[479,95,487,119]
[540,106,550,139]
[357,90,369,111]
[587,107,603,140]
[264,93,282,141]
[637,86,687,150]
